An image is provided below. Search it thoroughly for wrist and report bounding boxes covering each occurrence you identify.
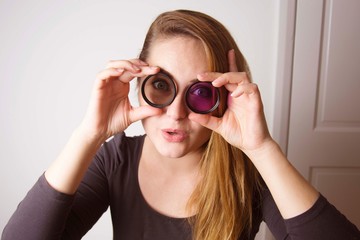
[77,117,111,142]
[75,124,108,148]
[45,125,106,194]
[244,139,282,164]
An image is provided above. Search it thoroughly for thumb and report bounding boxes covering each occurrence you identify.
[188,113,221,133]
[129,105,162,123]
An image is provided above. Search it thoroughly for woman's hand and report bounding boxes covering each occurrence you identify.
[189,50,273,156]
[80,59,161,141]
[190,51,320,219]
[45,59,161,194]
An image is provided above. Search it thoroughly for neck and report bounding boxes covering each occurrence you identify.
[142,136,203,177]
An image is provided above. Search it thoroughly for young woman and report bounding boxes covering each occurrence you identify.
[2,10,359,240]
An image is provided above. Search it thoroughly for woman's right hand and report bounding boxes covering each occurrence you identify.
[80,59,161,141]
[45,59,161,195]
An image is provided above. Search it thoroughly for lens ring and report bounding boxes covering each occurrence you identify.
[185,81,220,114]
[141,72,177,108]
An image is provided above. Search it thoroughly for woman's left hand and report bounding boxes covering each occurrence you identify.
[188,50,273,155]
[190,51,321,219]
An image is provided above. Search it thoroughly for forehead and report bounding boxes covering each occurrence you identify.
[146,36,209,86]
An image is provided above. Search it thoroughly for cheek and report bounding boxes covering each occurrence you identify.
[141,114,163,137]
[193,123,212,141]
[141,116,154,131]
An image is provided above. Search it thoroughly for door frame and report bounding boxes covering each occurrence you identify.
[258,2,297,239]
[257,1,297,239]
[273,0,297,155]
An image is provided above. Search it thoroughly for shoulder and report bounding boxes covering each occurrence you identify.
[100,132,145,156]
[92,132,145,176]
[112,132,145,154]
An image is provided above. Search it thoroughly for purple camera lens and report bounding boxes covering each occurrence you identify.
[141,73,177,108]
[186,82,219,114]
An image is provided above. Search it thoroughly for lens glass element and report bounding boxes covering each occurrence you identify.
[141,73,177,108]
[186,82,219,114]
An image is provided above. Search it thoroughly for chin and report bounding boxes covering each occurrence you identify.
[156,138,209,160]
[156,144,190,159]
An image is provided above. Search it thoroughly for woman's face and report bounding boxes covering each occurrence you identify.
[139,36,212,158]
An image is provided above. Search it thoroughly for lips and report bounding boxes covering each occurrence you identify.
[161,129,188,142]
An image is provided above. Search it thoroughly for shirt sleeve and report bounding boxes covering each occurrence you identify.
[1,136,115,240]
[262,189,360,239]
[1,174,75,240]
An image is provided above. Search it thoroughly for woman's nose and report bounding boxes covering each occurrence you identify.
[166,94,188,120]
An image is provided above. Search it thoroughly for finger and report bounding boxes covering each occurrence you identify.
[129,105,162,123]
[96,68,124,81]
[228,49,238,72]
[138,66,160,75]
[106,59,147,74]
[197,72,223,82]
[212,72,249,87]
[118,66,160,83]
[197,72,236,92]
[130,58,149,66]
[188,113,222,133]
[231,83,259,98]
[198,72,249,88]
[106,59,149,68]
[97,66,159,84]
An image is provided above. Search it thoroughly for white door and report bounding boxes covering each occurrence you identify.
[287,0,360,228]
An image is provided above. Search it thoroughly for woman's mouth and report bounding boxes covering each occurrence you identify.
[161,129,188,142]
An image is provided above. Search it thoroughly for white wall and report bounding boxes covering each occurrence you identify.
[0,0,280,238]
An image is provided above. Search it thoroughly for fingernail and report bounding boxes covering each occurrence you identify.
[212,78,221,86]
[132,65,141,71]
[116,68,124,73]
[231,88,242,97]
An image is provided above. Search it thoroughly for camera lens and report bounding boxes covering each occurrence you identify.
[186,81,219,114]
[141,73,177,108]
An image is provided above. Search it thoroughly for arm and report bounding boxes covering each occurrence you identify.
[191,50,318,218]
[2,60,161,239]
[191,78,318,218]
[190,50,359,236]
[247,140,319,219]
[262,188,360,239]
[1,175,75,240]
[46,60,160,195]
[2,154,109,240]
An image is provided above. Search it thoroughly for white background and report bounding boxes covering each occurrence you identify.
[0,0,281,238]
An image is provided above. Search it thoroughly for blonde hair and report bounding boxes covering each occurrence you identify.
[139,10,262,240]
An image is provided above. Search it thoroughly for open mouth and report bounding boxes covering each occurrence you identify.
[161,129,188,142]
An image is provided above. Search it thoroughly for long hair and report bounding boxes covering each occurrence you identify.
[139,10,262,240]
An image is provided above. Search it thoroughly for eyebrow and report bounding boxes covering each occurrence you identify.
[158,68,174,79]
[159,68,199,85]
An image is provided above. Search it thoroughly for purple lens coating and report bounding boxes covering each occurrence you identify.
[186,82,219,114]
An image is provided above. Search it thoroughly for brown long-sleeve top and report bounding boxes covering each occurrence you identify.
[2,133,360,240]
